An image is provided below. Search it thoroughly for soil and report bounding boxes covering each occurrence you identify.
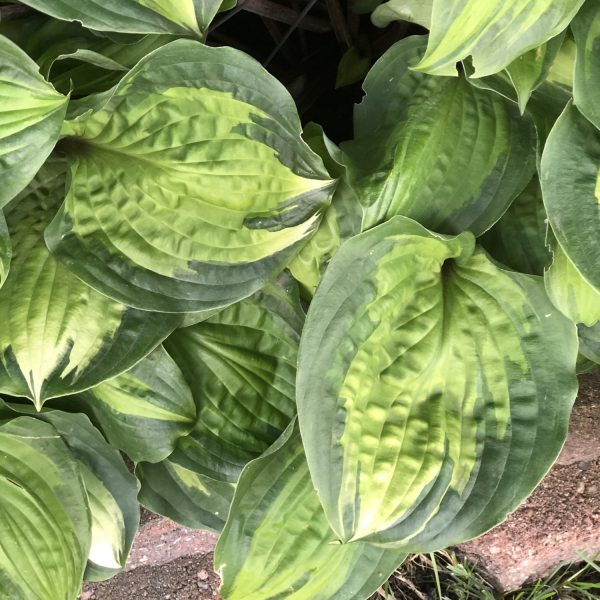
[81,554,221,600]
[459,373,600,591]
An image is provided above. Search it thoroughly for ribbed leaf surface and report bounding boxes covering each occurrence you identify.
[79,346,197,464]
[297,216,578,545]
[215,422,407,600]
[0,159,179,407]
[416,0,584,77]
[0,35,67,208]
[46,41,333,312]
[342,37,536,236]
[165,275,303,481]
[137,459,234,531]
[0,417,90,599]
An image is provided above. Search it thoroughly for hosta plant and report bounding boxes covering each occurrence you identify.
[0,0,598,598]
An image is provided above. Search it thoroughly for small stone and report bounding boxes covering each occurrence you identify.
[578,462,591,471]
[198,569,209,581]
[80,592,93,600]
[577,481,586,494]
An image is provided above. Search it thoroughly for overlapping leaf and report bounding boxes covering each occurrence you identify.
[0,159,180,408]
[0,417,90,599]
[479,178,552,276]
[78,346,197,464]
[215,422,407,600]
[540,103,600,294]
[19,0,230,38]
[572,0,600,130]
[0,35,68,209]
[0,214,9,288]
[46,40,333,312]
[342,37,536,236]
[297,216,578,545]
[545,241,600,327]
[164,274,303,482]
[414,0,584,77]
[137,459,234,531]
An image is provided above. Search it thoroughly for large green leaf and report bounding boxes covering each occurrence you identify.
[297,216,578,545]
[0,417,90,599]
[19,0,225,38]
[0,14,173,97]
[165,274,303,482]
[479,178,552,276]
[0,159,180,408]
[415,0,584,77]
[33,411,139,582]
[572,0,600,130]
[215,422,407,600]
[371,0,432,28]
[78,346,197,464]
[46,40,333,313]
[342,37,536,236]
[0,35,68,209]
[137,459,234,531]
[540,103,600,294]
[545,241,600,327]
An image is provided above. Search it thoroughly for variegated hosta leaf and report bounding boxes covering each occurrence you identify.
[342,37,536,236]
[371,0,432,28]
[137,459,235,531]
[28,410,138,582]
[0,35,68,209]
[215,422,407,600]
[0,159,180,408]
[572,0,600,130]
[78,346,197,464]
[289,123,362,296]
[540,103,600,294]
[505,34,566,114]
[46,41,333,313]
[0,417,90,599]
[415,0,584,77]
[545,241,600,327]
[297,216,578,545]
[0,213,9,288]
[579,322,600,365]
[479,178,552,276]
[164,274,303,482]
[19,0,229,38]
[0,13,173,97]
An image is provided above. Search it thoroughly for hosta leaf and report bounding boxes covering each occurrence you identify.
[415,0,584,77]
[46,40,333,313]
[505,34,566,113]
[0,35,68,209]
[289,124,361,296]
[572,0,600,129]
[0,159,180,408]
[479,178,552,276]
[31,410,139,582]
[342,37,536,236]
[137,459,234,531]
[297,216,578,545]
[19,0,223,38]
[0,213,9,288]
[0,14,172,97]
[215,422,406,600]
[0,417,90,599]
[545,241,600,327]
[371,0,432,28]
[78,346,197,464]
[579,322,600,365]
[540,103,600,294]
[165,274,303,482]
